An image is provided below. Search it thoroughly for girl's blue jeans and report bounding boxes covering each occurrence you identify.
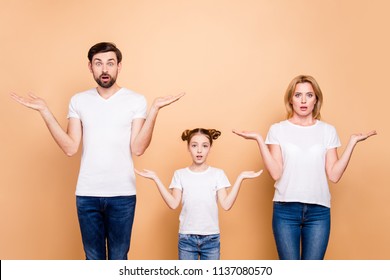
[178,233,220,260]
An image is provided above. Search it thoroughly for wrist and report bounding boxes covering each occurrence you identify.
[39,107,51,116]
[149,104,159,116]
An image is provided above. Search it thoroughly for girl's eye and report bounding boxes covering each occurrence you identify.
[307,93,314,98]
[294,93,301,98]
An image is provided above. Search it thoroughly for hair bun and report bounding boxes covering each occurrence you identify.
[209,129,221,140]
[181,129,191,141]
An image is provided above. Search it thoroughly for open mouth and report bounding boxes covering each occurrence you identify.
[100,74,111,82]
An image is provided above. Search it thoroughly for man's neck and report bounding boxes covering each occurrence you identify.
[96,84,121,99]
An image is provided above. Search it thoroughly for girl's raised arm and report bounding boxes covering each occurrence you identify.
[135,169,182,209]
[218,170,263,211]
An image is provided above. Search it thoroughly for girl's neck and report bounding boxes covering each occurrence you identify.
[189,163,209,172]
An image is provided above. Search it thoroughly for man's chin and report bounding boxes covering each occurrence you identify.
[96,80,115,88]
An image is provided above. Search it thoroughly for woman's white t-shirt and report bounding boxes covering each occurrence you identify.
[265,120,341,208]
[169,167,231,235]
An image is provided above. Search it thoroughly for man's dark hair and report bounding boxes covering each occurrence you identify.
[88,42,122,63]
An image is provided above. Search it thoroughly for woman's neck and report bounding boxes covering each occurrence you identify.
[289,115,317,126]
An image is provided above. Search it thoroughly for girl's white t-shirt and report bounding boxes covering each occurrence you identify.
[265,120,341,208]
[169,167,231,235]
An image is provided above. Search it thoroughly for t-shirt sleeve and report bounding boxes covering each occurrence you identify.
[169,170,182,190]
[265,123,279,145]
[133,95,147,119]
[327,125,341,149]
[216,169,231,190]
[67,96,80,119]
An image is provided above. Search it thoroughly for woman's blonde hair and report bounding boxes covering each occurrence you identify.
[181,128,221,146]
[284,75,323,119]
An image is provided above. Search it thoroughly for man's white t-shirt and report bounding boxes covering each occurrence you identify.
[67,88,147,197]
[265,120,341,208]
[169,167,231,235]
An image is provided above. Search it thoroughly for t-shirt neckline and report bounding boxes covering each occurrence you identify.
[286,119,319,128]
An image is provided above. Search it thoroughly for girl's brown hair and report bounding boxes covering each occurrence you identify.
[181,128,221,146]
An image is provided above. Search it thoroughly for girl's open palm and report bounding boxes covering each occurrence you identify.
[134,168,158,181]
[240,170,263,180]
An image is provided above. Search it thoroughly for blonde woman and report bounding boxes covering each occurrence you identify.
[234,75,376,260]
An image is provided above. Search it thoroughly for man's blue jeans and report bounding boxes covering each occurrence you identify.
[76,195,136,260]
[272,201,331,260]
[178,234,220,260]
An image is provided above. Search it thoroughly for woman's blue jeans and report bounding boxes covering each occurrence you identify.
[178,234,220,260]
[76,195,136,260]
[272,202,331,260]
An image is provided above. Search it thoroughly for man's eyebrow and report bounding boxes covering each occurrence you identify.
[93,58,116,62]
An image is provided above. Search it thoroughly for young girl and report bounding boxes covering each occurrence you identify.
[135,128,262,260]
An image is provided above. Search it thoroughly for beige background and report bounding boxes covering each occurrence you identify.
[1,0,389,260]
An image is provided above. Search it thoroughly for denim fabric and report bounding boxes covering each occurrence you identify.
[178,234,220,260]
[76,195,136,260]
[272,201,330,260]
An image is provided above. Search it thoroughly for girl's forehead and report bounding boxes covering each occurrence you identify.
[190,133,210,142]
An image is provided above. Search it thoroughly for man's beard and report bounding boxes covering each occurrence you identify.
[95,73,117,88]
